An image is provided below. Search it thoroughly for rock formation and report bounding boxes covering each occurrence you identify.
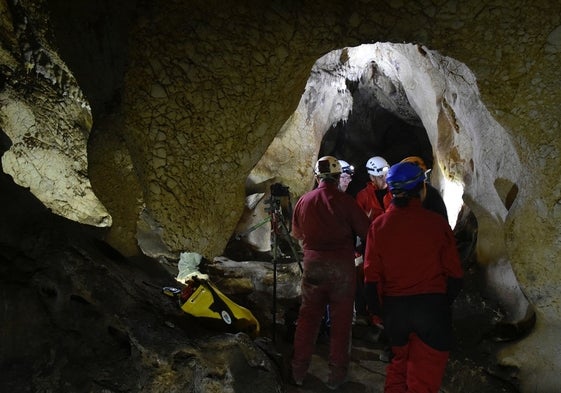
[0,0,110,227]
[1,1,561,392]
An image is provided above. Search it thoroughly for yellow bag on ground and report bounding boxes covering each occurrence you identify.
[179,276,260,338]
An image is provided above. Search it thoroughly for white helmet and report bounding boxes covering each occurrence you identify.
[338,160,354,175]
[366,156,389,177]
[314,156,342,177]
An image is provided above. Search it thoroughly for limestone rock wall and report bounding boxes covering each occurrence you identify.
[0,0,111,227]
[1,1,561,391]
[110,0,561,262]
[115,1,316,258]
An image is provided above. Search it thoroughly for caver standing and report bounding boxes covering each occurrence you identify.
[337,159,354,193]
[356,156,392,221]
[364,162,463,393]
[355,155,392,324]
[319,158,356,336]
[376,155,450,364]
[291,156,369,390]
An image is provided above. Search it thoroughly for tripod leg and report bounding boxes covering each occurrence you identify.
[271,230,277,342]
[279,219,303,273]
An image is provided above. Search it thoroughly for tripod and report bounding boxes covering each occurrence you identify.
[266,193,303,343]
[235,183,302,342]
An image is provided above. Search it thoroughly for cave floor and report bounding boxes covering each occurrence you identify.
[280,323,387,393]
[270,321,517,393]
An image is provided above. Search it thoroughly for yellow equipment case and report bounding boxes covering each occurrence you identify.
[166,276,260,337]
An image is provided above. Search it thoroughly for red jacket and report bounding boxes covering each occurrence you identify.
[364,199,463,296]
[355,182,393,221]
[292,181,369,262]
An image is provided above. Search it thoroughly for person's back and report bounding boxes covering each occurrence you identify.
[369,198,458,296]
[291,156,369,390]
[293,182,365,261]
[364,162,463,393]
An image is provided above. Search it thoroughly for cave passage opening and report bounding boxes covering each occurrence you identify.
[283,42,532,330]
[234,44,528,347]
[232,44,535,383]
[308,44,467,230]
[241,42,472,259]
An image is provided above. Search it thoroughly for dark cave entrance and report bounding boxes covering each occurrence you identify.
[318,95,434,198]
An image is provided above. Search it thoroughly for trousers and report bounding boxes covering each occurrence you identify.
[383,294,452,393]
[291,258,355,383]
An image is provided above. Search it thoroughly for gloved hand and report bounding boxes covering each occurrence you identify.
[363,282,381,316]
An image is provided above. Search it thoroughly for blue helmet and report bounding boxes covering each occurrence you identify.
[386,162,426,192]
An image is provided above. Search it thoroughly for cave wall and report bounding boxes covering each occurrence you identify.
[1,1,561,391]
[86,2,561,389]
[89,0,561,265]
[0,0,111,227]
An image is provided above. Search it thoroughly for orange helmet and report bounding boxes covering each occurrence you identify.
[401,156,427,172]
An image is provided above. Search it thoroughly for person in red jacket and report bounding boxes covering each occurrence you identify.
[355,156,392,325]
[319,159,356,335]
[363,162,463,393]
[356,156,392,221]
[291,156,369,390]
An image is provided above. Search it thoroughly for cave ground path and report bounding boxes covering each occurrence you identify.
[276,323,392,393]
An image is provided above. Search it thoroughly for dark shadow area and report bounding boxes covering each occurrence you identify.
[46,0,138,119]
[318,80,433,197]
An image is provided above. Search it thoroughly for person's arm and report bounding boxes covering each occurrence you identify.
[349,197,370,244]
[363,223,383,318]
[290,200,304,240]
[355,189,370,217]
